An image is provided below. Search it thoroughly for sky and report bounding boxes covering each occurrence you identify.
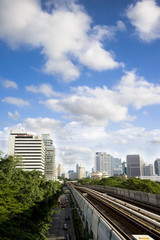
[0,0,160,172]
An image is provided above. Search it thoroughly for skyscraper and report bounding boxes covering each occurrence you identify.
[143,163,154,176]
[58,162,64,177]
[42,134,56,181]
[111,157,122,176]
[8,130,45,173]
[77,163,86,179]
[127,154,143,178]
[122,161,127,175]
[94,152,111,176]
[154,158,160,176]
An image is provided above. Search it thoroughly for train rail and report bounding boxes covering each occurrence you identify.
[74,185,160,240]
[97,190,160,216]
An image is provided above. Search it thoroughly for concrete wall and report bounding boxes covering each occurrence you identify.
[84,185,160,208]
[69,185,124,240]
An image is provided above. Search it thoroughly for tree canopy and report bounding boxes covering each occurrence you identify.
[78,176,160,194]
[0,155,62,240]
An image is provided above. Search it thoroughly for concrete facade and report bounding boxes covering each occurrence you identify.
[94,152,111,176]
[42,134,56,181]
[69,185,124,240]
[154,158,160,176]
[127,154,143,178]
[143,163,154,176]
[85,185,160,208]
[58,162,64,177]
[8,130,45,173]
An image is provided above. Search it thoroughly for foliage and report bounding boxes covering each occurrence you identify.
[0,155,62,239]
[72,208,84,240]
[78,176,160,194]
[78,178,99,186]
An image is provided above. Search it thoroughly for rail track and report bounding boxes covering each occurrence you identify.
[87,187,160,216]
[74,185,160,240]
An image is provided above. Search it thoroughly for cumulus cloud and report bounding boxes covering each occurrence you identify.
[2,97,29,106]
[21,117,64,134]
[1,118,160,170]
[42,86,129,126]
[56,124,160,169]
[26,83,60,97]
[116,70,160,109]
[0,0,122,81]
[57,145,92,167]
[56,121,107,140]
[0,78,18,89]
[126,0,160,42]
[41,70,160,126]
[8,111,20,120]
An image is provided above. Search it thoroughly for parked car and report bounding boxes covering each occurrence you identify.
[63,223,68,230]
[65,234,71,240]
[65,215,70,220]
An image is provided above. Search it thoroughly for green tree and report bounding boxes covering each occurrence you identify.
[78,176,160,194]
[0,154,62,239]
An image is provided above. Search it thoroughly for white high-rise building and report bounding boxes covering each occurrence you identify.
[42,134,56,181]
[58,162,64,177]
[8,130,45,173]
[77,163,86,179]
[94,152,111,176]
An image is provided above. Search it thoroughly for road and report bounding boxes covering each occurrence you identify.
[46,190,76,240]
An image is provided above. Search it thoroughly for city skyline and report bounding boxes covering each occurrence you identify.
[1,0,160,171]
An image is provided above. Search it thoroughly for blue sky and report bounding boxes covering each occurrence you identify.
[1,0,160,172]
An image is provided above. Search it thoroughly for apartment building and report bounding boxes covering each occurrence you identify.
[42,134,56,181]
[8,130,45,173]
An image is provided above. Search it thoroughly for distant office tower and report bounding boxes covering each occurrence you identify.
[122,161,127,175]
[68,171,77,179]
[8,130,45,173]
[154,159,160,176]
[42,134,56,181]
[111,157,122,176]
[143,163,154,176]
[77,163,86,179]
[94,152,111,176]
[127,154,143,178]
[86,171,90,178]
[58,162,64,177]
[61,172,69,179]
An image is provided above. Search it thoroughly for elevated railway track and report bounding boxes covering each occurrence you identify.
[105,191,160,216]
[73,185,160,240]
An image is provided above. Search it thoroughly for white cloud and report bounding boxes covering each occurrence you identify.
[116,70,160,109]
[0,127,10,155]
[42,86,129,126]
[57,145,92,167]
[56,121,107,140]
[21,117,64,134]
[41,70,160,126]
[2,97,29,106]
[0,0,122,81]
[55,124,160,169]
[126,0,160,42]
[1,118,160,170]
[62,145,92,154]
[8,111,20,120]
[0,78,18,89]
[26,83,60,97]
